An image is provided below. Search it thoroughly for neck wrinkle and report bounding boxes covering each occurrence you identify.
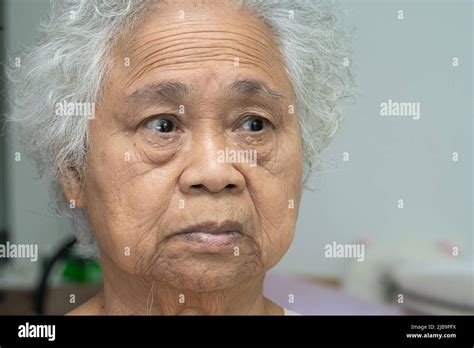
[99,252,270,315]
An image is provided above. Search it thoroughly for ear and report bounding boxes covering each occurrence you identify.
[58,169,87,209]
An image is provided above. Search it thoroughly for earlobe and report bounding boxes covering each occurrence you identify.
[58,171,87,209]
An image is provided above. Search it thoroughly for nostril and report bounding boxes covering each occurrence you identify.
[225,184,237,190]
[188,183,238,192]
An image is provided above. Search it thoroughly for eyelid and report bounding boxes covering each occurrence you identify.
[238,114,273,130]
[140,114,181,130]
[138,112,274,132]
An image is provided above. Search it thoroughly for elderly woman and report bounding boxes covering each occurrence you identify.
[9,0,351,315]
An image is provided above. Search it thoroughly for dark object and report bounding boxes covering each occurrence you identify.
[1,315,474,345]
[33,237,76,315]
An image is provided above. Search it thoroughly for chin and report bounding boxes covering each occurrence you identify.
[146,252,265,291]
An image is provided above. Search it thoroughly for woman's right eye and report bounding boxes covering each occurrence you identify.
[144,117,176,133]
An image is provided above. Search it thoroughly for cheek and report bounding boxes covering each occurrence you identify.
[247,134,303,268]
[249,177,299,268]
[83,134,182,273]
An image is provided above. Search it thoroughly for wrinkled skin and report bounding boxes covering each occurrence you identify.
[65,0,303,315]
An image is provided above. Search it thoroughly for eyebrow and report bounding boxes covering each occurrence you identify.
[224,79,284,100]
[126,79,284,107]
[127,81,192,105]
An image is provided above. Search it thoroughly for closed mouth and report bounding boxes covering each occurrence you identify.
[170,220,245,246]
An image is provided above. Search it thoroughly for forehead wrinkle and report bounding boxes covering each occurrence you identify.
[132,18,275,54]
[128,15,278,71]
[124,29,279,90]
[117,8,283,88]
[124,47,277,91]
[112,3,293,100]
[125,56,279,94]
[123,28,281,92]
[130,33,275,77]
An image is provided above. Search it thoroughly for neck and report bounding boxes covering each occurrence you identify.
[97,253,282,315]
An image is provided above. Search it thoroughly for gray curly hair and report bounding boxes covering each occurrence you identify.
[7,0,353,257]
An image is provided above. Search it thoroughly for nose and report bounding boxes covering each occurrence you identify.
[178,131,246,194]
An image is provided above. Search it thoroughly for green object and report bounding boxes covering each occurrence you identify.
[62,257,102,283]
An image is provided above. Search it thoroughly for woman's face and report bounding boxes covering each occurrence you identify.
[71,0,303,291]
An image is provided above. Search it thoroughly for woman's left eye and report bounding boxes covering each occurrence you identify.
[144,117,176,133]
[242,117,267,132]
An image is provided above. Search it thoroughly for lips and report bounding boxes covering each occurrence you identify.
[171,221,245,247]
